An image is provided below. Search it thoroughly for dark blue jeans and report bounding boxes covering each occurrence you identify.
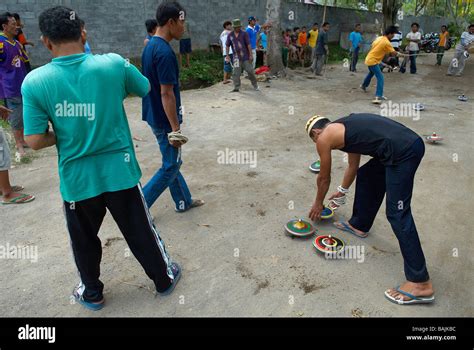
[350,47,360,72]
[400,50,418,74]
[349,138,429,283]
[143,127,192,210]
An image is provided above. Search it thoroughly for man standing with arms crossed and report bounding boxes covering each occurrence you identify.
[22,6,181,311]
[436,25,449,66]
[142,1,204,212]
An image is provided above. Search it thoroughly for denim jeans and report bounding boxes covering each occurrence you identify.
[409,50,418,73]
[349,138,429,283]
[143,127,192,210]
[350,47,360,72]
[362,64,384,97]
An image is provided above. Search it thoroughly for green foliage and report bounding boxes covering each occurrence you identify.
[447,22,463,38]
[180,50,224,88]
[0,119,9,129]
[129,50,223,90]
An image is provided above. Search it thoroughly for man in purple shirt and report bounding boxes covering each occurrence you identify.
[225,18,259,93]
[0,12,29,157]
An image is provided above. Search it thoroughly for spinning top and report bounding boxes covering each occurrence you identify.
[425,132,443,143]
[285,219,316,237]
[458,94,468,102]
[313,234,345,254]
[309,160,321,173]
[413,103,425,111]
[321,206,334,220]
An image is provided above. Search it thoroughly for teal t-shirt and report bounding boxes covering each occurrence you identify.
[22,53,150,202]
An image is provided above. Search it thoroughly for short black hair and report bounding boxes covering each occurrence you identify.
[355,23,361,27]
[145,19,158,33]
[323,22,330,27]
[469,24,474,29]
[39,6,82,44]
[294,27,299,31]
[0,12,14,30]
[223,20,232,29]
[156,1,185,27]
[411,22,419,28]
[441,25,447,29]
[13,13,20,21]
[312,118,331,131]
[385,25,398,36]
[313,22,318,26]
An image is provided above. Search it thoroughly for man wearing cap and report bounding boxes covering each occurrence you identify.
[226,19,259,92]
[246,16,259,69]
[305,113,434,305]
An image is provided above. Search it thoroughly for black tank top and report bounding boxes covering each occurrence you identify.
[335,113,420,165]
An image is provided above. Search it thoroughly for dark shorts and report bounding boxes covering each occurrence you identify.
[224,54,233,73]
[180,38,192,54]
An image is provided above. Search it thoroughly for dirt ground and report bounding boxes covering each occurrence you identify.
[1,51,473,317]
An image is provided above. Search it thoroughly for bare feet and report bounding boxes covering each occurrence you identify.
[385,281,434,302]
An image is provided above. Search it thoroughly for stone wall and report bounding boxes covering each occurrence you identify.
[0,0,449,66]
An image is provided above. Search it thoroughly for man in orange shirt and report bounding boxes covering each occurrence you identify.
[436,25,449,66]
[360,26,402,104]
[298,26,308,67]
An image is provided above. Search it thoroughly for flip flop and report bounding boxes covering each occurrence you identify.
[384,286,435,305]
[175,199,205,213]
[333,221,368,238]
[2,193,35,205]
[0,185,24,195]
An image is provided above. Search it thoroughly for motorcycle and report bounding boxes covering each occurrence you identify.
[420,32,456,52]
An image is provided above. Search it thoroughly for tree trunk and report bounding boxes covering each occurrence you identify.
[447,0,460,27]
[382,0,401,29]
[266,0,285,75]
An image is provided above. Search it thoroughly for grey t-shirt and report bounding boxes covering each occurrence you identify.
[315,30,328,55]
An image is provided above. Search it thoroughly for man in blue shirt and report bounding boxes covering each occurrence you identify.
[142,1,204,212]
[246,16,259,69]
[349,23,363,72]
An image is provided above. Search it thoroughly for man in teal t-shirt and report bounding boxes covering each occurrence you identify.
[22,6,181,311]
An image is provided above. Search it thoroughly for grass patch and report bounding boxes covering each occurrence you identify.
[179,50,224,90]
[130,50,224,91]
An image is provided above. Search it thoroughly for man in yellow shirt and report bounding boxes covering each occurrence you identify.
[436,25,449,66]
[308,23,319,64]
[360,26,401,104]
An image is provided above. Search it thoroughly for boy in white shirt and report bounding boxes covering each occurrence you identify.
[220,20,233,84]
[400,23,421,74]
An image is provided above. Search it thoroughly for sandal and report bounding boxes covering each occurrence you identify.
[2,193,35,205]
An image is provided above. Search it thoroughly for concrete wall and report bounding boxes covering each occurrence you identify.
[1,0,449,66]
